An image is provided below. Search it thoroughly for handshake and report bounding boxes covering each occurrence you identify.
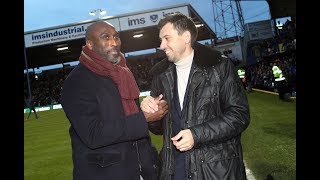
[141,94,168,122]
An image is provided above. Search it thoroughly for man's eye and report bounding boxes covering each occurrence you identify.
[101,35,110,39]
[101,35,119,40]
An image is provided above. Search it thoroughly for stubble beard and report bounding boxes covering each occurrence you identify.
[95,47,121,64]
[106,53,121,64]
[167,54,178,63]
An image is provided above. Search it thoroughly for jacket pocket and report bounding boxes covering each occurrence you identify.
[201,141,238,163]
[86,150,121,167]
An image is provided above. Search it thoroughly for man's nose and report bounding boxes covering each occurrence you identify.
[109,37,119,46]
[159,40,166,50]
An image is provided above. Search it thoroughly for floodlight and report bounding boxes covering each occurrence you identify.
[57,47,68,51]
[133,34,143,38]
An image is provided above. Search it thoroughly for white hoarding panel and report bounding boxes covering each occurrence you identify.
[245,20,275,41]
[25,19,119,48]
[119,6,189,31]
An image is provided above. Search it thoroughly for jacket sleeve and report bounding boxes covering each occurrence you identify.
[61,79,149,149]
[190,58,250,145]
[148,74,165,135]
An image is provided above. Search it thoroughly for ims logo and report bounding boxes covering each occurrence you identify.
[127,17,146,26]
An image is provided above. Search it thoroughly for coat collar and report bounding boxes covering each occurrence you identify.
[150,42,222,76]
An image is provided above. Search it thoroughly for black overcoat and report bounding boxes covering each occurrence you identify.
[61,63,158,180]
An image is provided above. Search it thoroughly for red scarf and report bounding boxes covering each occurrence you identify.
[79,45,140,116]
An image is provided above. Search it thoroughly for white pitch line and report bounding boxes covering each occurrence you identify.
[244,160,256,180]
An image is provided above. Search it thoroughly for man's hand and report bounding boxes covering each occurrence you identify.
[142,96,168,122]
[171,129,194,152]
[141,94,163,113]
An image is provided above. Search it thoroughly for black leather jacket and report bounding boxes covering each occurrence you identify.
[148,43,250,180]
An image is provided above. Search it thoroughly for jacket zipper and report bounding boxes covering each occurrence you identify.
[134,141,142,172]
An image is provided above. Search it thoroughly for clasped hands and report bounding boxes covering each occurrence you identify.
[141,94,168,122]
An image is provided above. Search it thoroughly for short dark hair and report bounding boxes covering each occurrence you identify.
[158,13,198,45]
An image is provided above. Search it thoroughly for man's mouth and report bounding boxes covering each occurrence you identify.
[109,50,119,55]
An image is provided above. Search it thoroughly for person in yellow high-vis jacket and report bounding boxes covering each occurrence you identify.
[238,68,246,89]
[272,61,288,100]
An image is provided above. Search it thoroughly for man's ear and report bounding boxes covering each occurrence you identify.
[86,40,93,50]
[183,31,191,44]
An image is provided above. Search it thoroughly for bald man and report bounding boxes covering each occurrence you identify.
[61,21,168,180]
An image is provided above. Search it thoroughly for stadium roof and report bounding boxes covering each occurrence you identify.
[267,0,296,20]
[24,3,217,69]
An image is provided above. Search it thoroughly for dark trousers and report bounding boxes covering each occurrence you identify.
[276,80,288,100]
[27,108,38,119]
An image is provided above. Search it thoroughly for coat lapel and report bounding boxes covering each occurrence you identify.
[188,65,204,95]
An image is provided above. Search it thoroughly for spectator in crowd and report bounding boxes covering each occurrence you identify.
[272,59,288,100]
[245,66,253,92]
[24,92,38,120]
[237,67,246,90]
[141,13,250,180]
[60,21,168,180]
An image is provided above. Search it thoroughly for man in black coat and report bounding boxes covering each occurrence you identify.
[141,13,250,180]
[60,21,168,180]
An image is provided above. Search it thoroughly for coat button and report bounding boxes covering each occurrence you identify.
[185,121,189,124]
[188,175,192,178]
[213,92,217,96]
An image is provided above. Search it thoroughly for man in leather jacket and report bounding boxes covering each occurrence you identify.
[141,13,250,180]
